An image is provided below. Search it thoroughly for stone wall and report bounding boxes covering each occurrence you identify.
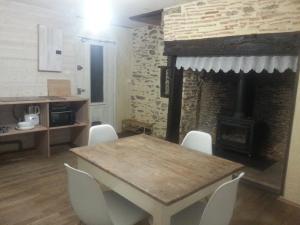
[179,70,201,142]
[163,0,300,41]
[197,73,237,144]
[253,73,295,160]
[180,71,295,161]
[180,72,237,143]
[130,25,168,138]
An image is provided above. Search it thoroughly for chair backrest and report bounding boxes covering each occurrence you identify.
[64,163,113,225]
[199,173,245,225]
[181,131,212,155]
[88,124,118,146]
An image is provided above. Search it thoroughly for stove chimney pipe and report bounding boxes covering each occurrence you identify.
[234,75,247,118]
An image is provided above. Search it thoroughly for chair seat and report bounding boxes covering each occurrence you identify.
[171,201,206,225]
[104,191,148,225]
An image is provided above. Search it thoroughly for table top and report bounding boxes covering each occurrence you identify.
[71,134,244,205]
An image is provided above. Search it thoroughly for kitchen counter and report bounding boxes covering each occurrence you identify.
[0,96,89,105]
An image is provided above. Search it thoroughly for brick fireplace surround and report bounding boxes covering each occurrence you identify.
[162,0,300,205]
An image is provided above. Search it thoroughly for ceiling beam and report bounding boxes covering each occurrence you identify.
[130,9,162,26]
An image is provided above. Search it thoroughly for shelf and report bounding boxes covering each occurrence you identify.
[49,122,88,130]
[0,125,48,137]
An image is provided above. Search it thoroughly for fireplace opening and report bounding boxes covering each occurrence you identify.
[179,68,296,193]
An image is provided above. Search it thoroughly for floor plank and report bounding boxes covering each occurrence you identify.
[0,149,299,225]
[0,149,78,225]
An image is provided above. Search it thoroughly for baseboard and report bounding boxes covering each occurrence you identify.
[278,196,300,209]
[241,177,281,194]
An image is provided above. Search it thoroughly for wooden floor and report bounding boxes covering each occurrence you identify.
[0,149,300,225]
[214,148,284,193]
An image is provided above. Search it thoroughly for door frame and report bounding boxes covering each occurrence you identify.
[76,36,117,128]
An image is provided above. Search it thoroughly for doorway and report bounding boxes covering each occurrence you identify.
[76,38,116,128]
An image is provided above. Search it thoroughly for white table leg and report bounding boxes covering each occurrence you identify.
[152,208,171,225]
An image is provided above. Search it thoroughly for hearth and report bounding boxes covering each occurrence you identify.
[216,75,257,157]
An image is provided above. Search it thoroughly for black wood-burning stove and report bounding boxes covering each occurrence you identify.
[216,75,257,157]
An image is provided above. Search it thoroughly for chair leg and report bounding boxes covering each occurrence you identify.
[148,217,153,225]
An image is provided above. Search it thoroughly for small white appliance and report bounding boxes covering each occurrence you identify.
[24,114,40,126]
[24,105,40,126]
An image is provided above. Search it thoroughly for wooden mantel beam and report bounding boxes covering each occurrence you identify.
[130,10,162,26]
[164,31,300,57]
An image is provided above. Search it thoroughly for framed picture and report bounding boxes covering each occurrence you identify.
[160,66,170,98]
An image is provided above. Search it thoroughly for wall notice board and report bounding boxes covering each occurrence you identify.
[38,24,63,72]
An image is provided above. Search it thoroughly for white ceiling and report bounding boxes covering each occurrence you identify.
[11,0,195,27]
[108,0,195,27]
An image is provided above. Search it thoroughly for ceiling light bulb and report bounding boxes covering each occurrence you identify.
[83,0,112,34]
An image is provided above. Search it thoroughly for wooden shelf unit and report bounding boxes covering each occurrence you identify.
[0,97,90,157]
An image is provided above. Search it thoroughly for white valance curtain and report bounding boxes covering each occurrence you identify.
[176,56,298,73]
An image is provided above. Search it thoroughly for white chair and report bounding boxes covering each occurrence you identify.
[171,172,244,225]
[64,163,148,225]
[181,131,212,155]
[88,124,118,146]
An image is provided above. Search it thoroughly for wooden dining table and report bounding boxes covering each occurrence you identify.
[71,134,243,225]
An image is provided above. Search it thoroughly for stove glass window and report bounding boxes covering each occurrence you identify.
[220,124,248,144]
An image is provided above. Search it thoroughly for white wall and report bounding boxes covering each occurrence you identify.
[114,28,132,132]
[0,0,79,96]
[0,0,132,132]
[284,70,300,205]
